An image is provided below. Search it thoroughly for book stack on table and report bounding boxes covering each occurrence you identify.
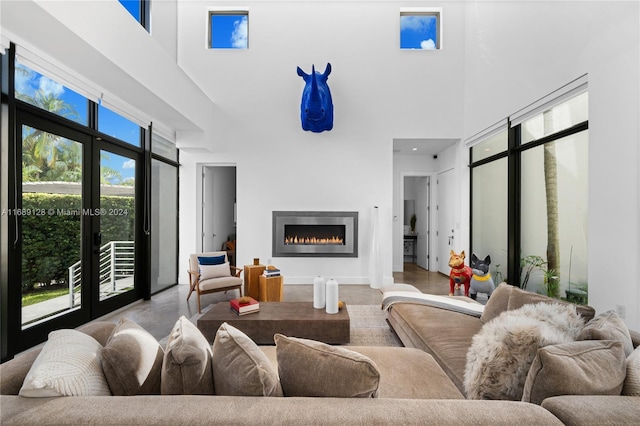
[263,266,280,277]
[230,297,260,316]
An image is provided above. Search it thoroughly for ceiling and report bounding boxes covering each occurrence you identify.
[393,138,459,156]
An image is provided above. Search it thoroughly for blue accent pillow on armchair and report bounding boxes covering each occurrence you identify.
[198,255,226,265]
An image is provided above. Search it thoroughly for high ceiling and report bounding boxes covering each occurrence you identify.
[392,138,459,156]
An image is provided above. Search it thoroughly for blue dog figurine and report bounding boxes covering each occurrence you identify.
[469,254,495,300]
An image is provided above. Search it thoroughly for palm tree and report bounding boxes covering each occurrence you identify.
[543,111,560,298]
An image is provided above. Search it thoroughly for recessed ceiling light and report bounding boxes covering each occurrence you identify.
[412,148,418,151]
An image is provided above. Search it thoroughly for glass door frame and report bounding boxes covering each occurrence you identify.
[7,107,145,354]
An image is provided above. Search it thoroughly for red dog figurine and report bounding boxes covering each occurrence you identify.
[449,250,472,296]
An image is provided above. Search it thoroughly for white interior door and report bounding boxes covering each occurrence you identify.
[201,166,237,253]
[415,176,430,270]
[437,169,455,275]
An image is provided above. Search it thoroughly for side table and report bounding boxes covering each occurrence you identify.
[259,275,284,301]
[244,264,266,300]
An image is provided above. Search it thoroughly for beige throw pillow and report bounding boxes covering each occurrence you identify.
[212,323,282,396]
[578,310,634,356]
[200,262,231,280]
[623,345,640,396]
[19,329,111,397]
[161,316,214,395]
[101,317,164,395]
[522,340,626,405]
[481,283,596,324]
[275,334,380,398]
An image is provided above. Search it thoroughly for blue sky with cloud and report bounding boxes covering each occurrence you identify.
[16,61,136,185]
[400,15,437,49]
[211,14,248,49]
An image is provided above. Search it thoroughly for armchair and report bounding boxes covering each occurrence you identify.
[187,251,243,313]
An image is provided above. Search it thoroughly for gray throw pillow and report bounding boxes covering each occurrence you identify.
[275,334,380,398]
[623,345,640,396]
[578,310,634,356]
[161,316,214,395]
[522,340,626,405]
[102,317,164,395]
[212,323,282,396]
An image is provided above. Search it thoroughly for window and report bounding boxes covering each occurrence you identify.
[118,0,149,31]
[15,59,88,126]
[400,9,442,50]
[470,87,588,302]
[209,11,248,49]
[98,103,142,147]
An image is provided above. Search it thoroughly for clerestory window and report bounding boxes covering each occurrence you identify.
[209,11,249,49]
[400,8,442,50]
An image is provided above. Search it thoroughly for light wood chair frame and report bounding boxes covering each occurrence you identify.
[187,252,243,313]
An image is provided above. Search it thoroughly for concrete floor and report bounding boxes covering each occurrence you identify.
[95,263,450,341]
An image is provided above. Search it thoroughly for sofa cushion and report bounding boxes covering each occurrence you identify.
[19,329,111,397]
[464,302,585,400]
[578,310,634,356]
[481,283,595,323]
[623,345,640,396]
[212,323,282,396]
[522,340,626,405]
[387,302,482,392]
[275,334,380,397]
[161,316,214,395]
[101,317,164,395]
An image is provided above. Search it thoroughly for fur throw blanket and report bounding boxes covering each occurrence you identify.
[464,302,586,400]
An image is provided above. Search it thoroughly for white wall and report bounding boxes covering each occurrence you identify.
[463,1,640,329]
[177,1,466,284]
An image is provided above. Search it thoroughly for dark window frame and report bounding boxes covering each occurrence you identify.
[470,113,588,288]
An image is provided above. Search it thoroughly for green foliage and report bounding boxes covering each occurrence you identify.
[21,193,134,293]
[520,255,547,290]
[541,268,560,298]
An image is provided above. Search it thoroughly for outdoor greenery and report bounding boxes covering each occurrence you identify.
[21,193,135,293]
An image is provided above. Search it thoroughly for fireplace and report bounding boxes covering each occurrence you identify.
[272,211,358,257]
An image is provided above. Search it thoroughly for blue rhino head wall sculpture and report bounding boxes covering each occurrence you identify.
[296,63,333,133]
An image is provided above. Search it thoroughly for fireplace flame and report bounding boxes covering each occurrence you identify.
[285,235,344,245]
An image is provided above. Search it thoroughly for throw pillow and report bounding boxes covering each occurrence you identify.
[199,262,231,280]
[578,310,634,357]
[464,302,585,400]
[622,345,640,396]
[522,340,626,405]
[480,283,596,324]
[212,323,282,396]
[101,317,164,395]
[275,334,380,398]
[198,255,226,265]
[19,329,111,397]
[161,316,214,395]
[480,282,512,323]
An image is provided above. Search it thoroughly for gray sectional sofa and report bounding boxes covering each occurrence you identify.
[386,283,640,425]
[1,282,638,425]
[1,317,562,425]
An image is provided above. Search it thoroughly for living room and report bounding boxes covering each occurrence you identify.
[1,1,640,423]
[1,0,639,355]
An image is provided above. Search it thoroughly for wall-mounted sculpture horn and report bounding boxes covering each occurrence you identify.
[296,63,333,133]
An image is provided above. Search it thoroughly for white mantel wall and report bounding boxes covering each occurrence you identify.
[462,1,640,329]
[176,1,466,284]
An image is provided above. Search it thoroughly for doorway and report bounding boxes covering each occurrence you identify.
[403,175,431,271]
[11,110,142,353]
[200,165,237,262]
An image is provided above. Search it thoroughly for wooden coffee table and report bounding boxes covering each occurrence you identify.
[197,302,350,344]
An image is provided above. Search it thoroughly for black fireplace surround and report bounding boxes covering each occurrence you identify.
[272,211,358,257]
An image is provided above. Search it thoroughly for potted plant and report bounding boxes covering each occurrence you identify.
[410,214,417,233]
